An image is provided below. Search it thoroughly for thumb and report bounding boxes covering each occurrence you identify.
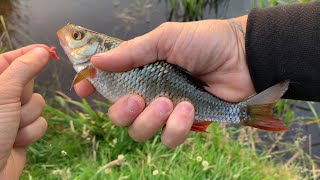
[91,23,176,72]
[0,47,49,90]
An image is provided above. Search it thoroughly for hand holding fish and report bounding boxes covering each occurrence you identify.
[0,45,51,179]
[70,16,260,148]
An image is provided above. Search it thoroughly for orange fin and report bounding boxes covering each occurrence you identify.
[191,121,212,133]
[242,115,288,131]
[70,66,95,90]
[48,46,60,60]
[242,80,290,131]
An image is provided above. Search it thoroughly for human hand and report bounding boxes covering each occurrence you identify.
[0,45,50,179]
[75,15,254,148]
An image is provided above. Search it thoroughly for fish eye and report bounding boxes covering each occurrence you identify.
[72,31,84,40]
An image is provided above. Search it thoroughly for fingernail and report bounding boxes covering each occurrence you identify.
[155,98,172,116]
[178,102,193,116]
[29,47,48,57]
[127,96,140,113]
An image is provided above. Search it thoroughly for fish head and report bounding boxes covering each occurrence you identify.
[56,23,99,72]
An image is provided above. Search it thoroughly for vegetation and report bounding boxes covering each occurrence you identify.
[20,96,308,179]
[166,0,312,21]
[0,0,316,179]
[255,0,311,8]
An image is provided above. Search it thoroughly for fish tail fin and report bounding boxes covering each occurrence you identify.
[242,80,290,131]
[191,121,212,133]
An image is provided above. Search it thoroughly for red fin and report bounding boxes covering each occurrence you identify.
[242,115,288,131]
[191,121,212,133]
[48,46,60,60]
[242,81,290,131]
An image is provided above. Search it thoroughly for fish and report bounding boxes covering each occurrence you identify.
[56,23,290,132]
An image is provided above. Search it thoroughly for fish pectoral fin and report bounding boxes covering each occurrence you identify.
[191,121,212,133]
[70,66,96,90]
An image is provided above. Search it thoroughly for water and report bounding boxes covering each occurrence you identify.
[1,0,319,163]
[0,0,251,99]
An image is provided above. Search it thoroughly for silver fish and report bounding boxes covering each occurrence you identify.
[57,23,289,132]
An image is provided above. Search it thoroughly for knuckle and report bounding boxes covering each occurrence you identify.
[107,108,128,127]
[120,38,136,49]
[158,22,174,30]
[12,58,30,70]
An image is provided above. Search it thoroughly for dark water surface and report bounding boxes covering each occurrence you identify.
[1,0,319,163]
[0,0,249,99]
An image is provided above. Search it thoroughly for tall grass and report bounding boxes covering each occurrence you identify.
[21,95,307,179]
[253,0,312,8]
[18,0,319,179]
[167,0,230,21]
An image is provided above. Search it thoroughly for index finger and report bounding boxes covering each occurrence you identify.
[90,25,166,72]
[0,47,49,90]
[0,44,50,64]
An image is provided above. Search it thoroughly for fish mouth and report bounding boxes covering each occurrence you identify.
[56,28,67,47]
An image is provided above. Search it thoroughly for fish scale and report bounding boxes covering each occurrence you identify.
[89,60,243,123]
[57,23,289,132]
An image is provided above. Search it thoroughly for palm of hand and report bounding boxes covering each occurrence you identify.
[0,46,48,178]
[160,19,254,102]
[75,17,254,148]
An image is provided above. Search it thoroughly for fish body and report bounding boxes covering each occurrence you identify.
[57,23,289,132]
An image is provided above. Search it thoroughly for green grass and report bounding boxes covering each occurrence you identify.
[0,46,6,53]
[20,96,310,179]
[254,0,312,8]
[13,0,319,179]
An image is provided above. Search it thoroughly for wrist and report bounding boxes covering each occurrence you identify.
[227,15,247,58]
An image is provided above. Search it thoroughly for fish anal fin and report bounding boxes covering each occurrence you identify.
[242,115,288,131]
[191,121,212,133]
[70,66,95,90]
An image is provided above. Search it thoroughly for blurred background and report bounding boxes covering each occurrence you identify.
[0,0,319,179]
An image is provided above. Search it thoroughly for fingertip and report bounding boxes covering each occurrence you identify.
[29,47,50,58]
[33,93,46,105]
[108,94,145,127]
[128,97,173,142]
[74,80,95,97]
[161,101,194,148]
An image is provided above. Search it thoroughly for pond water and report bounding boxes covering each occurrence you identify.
[0,0,250,99]
[1,0,319,163]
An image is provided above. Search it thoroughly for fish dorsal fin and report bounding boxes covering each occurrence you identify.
[173,65,209,89]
